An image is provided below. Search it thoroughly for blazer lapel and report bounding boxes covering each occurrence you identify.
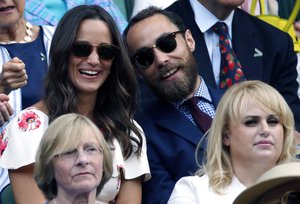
[151,101,205,147]
[148,84,224,150]
[208,86,224,107]
[232,9,263,80]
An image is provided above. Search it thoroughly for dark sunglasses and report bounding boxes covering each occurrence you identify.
[131,31,183,69]
[71,41,119,60]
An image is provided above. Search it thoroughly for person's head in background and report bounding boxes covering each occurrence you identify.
[34,113,113,203]
[44,5,142,156]
[123,6,201,101]
[197,80,297,193]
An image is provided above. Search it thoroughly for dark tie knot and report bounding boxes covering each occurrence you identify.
[212,22,228,36]
[185,96,199,107]
[184,96,212,133]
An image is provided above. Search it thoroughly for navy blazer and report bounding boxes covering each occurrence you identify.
[166,0,300,131]
[136,87,223,204]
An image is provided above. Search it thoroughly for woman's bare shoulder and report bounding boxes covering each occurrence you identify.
[32,100,49,115]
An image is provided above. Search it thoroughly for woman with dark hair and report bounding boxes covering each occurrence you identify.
[0,5,150,204]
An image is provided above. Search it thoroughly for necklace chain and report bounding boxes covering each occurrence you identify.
[0,21,33,44]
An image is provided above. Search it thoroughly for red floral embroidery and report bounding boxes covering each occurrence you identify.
[0,130,7,157]
[18,111,41,132]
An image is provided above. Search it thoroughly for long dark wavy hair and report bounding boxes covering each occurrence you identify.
[44,5,142,158]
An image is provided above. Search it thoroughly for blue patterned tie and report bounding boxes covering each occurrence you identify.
[212,22,246,89]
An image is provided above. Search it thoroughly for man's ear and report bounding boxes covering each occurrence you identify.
[184,29,195,52]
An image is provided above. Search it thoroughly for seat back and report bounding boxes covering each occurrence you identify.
[0,184,16,204]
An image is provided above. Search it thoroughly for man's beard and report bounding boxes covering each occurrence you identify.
[146,52,198,101]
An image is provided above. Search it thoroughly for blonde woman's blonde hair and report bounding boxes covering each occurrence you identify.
[34,113,113,200]
[195,80,297,193]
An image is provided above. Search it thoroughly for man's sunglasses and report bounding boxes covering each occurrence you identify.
[131,31,183,69]
[71,41,119,60]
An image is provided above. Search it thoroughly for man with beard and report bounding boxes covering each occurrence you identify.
[165,0,300,141]
[123,7,224,204]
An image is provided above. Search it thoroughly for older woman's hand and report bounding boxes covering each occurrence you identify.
[0,57,27,95]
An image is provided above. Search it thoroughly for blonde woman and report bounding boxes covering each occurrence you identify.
[168,80,298,203]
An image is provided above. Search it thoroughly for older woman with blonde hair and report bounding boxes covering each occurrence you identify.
[168,80,298,204]
[34,113,113,204]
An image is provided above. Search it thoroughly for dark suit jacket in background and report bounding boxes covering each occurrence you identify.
[136,87,223,204]
[166,0,300,131]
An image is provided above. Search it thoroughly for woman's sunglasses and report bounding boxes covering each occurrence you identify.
[71,41,119,60]
[131,31,183,69]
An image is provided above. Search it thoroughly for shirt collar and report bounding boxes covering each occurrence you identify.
[189,0,235,38]
[171,76,212,108]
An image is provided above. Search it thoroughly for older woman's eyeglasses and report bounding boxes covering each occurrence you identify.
[71,41,119,60]
[56,145,103,161]
[131,31,183,69]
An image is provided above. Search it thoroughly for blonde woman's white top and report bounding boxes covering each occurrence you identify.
[168,174,246,204]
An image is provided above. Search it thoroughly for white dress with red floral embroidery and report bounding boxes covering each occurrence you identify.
[0,107,151,203]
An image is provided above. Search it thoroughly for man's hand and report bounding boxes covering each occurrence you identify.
[0,93,13,126]
[0,57,27,94]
